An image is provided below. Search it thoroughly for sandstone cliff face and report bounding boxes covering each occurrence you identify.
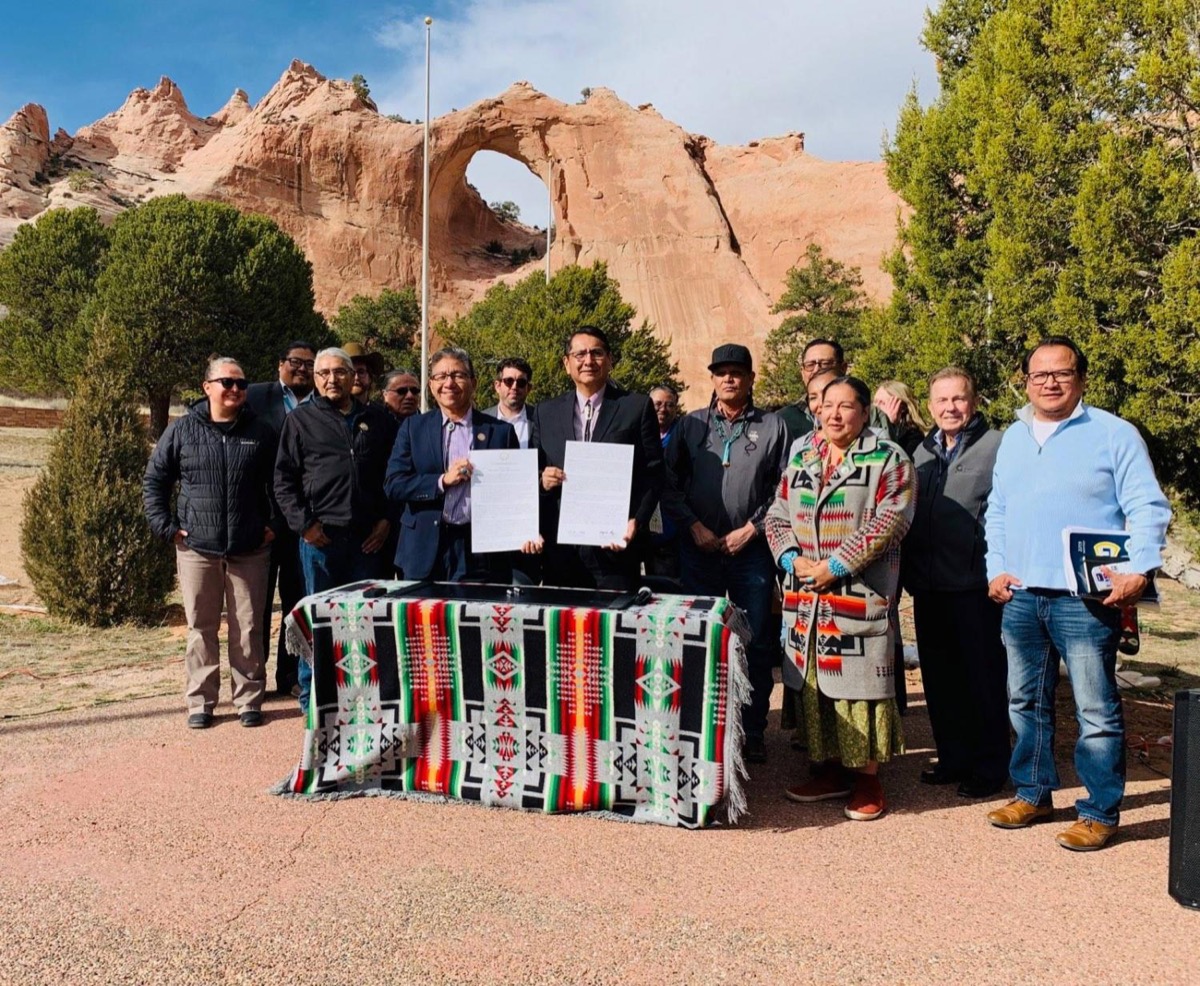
[0,62,901,396]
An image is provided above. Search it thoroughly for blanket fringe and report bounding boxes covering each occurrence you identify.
[267,782,719,828]
[721,607,752,825]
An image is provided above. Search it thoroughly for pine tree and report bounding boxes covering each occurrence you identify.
[20,321,174,626]
[869,0,1200,498]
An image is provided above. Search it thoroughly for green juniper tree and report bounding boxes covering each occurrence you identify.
[866,0,1200,500]
[443,262,682,401]
[21,321,174,626]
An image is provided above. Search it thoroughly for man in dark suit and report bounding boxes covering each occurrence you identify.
[246,339,315,696]
[385,347,525,582]
[531,326,663,590]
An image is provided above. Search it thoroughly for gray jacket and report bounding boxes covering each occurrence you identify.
[663,404,789,536]
[902,413,1002,594]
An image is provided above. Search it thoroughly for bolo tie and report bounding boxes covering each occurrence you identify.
[713,413,746,468]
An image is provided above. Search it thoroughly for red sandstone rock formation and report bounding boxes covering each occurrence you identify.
[0,61,901,394]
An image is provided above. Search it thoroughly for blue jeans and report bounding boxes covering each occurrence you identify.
[297,529,380,710]
[680,538,779,739]
[1002,590,1124,825]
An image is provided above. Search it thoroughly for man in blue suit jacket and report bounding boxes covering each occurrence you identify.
[385,347,522,582]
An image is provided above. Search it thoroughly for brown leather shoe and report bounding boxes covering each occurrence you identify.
[987,799,1053,829]
[1056,818,1117,851]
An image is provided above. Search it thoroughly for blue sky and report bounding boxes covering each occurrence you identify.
[1,1,937,222]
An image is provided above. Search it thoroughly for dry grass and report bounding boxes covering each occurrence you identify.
[0,611,186,717]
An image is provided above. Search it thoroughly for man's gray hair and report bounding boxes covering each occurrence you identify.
[430,346,475,379]
[382,368,418,388]
[315,347,354,370]
[205,356,244,380]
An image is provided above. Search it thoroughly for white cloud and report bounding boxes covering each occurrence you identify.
[373,0,936,220]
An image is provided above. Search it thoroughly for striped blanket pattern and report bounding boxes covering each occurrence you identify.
[277,582,750,828]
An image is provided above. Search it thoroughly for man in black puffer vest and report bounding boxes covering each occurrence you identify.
[144,357,279,729]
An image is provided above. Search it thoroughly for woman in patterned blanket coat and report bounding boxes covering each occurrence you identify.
[765,376,915,821]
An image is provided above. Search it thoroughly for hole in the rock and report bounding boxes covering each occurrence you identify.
[463,150,554,270]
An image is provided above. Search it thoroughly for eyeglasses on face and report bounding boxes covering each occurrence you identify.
[353,367,372,378]
[1026,369,1078,386]
[568,348,608,363]
[651,400,676,410]
[498,376,529,388]
[207,377,249,391]
[801,358,839,372]
[283,357,315,371]
[431,371,472,383]
[386,386,420,396]
[315,367,352,380]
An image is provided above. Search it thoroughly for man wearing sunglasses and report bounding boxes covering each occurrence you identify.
[275,347,399,710]
[483,358,533,449]
[144,357,278,729]
[247,340,316,698]
[378,368,421,422]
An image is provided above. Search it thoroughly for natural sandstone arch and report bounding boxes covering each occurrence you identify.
[0,63,901,396]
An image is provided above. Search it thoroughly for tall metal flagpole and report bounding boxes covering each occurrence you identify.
[545,159,552,281]
[420,15,433,412]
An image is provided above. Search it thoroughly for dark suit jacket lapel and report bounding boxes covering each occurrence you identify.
[471,417,492,449]
[423,410,445,470]
[588,384,621,444]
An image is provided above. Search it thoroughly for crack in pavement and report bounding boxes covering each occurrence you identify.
[217,801,335,930]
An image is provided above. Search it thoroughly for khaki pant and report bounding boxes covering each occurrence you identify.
[175,544,270,713]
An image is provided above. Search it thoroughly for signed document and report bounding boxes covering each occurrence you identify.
[469,448,540,553]
[557,440,634,546]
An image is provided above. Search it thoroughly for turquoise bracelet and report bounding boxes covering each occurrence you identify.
[827,556,850,579]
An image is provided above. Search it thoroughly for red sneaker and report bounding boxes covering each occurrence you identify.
[785,768,852,803]
[844,773,886,821]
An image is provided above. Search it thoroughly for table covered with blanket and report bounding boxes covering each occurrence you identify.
[274,581,750,828]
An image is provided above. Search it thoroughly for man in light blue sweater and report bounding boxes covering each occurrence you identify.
[983,337,1170,851]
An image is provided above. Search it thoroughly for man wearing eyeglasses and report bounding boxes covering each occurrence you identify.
[378,368,421,422]
[984,336,1169,851]
[662,344,789,763]
[777,338,892,448]
[274,347,399,710]
[776,339,846,444]
[247,340,316,697]
[385,347,522,582]
[483,358,534,449]
[530,326,663,590]
[342,341,386,402]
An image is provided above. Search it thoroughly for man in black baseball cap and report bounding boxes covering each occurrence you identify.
[708,343,754,373]
[662,342,789,765]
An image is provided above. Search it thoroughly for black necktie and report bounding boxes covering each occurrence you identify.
[583,399,594,442]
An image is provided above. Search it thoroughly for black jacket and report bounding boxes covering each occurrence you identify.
[142,401,277,556]
[274,396,399,536]
[246,380,289,436]
[902,413,1003,594]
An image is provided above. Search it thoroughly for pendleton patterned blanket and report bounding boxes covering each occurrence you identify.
[275,582,750,828]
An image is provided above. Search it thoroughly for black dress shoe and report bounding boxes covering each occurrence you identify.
[743,736,767,764]
[187,712,214,729]
[919,765,964,785]
[239,709,264,728]
[957,776,1007,799]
